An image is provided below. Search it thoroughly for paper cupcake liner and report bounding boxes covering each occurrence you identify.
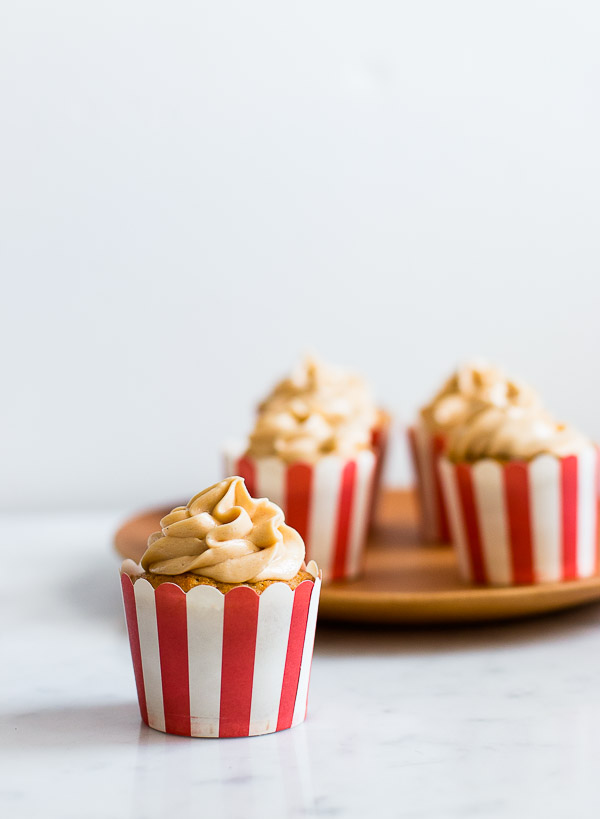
[407,425,450,543]
[121,570,322,737]
[439,449,599,586]
[368,412,390,529]
[225,449,376,581]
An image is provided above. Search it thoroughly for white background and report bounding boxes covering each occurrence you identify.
[2,1,600,513]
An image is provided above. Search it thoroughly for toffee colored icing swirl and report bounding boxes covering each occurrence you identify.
[141,477,305,583]
[247,356,378,462]
[420,361,539,434]
[447,404,592,462]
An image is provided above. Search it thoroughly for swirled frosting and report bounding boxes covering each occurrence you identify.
[140,477,305,583]
[246,356,378,462]
[447,404,592,462]
[420,361,539,433]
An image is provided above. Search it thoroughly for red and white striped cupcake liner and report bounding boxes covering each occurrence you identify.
[439,449,600,585]
[121,567,321,738]
[407,425,450,543]
[225,450,376,582]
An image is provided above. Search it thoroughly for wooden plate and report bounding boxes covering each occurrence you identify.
[114,489,600,624]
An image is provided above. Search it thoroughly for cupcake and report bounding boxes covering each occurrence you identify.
[225,357,383,581]
[120,477,321,737]
[409,361,539,542]
[438,405,598,585]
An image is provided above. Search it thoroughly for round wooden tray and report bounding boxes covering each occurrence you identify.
[114,489,600,624]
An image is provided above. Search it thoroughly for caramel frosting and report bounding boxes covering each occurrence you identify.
[247,357,378,462]
[447,404,592,462]
[140,477,305,583]
[420,361,539,433]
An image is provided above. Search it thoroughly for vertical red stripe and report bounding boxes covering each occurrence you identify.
[595,448,600,575]
[331,460,357,580]
[235,456,257,496]
[561,456,579,581]
[370,424,381,452]
[155,583,191,736]
[368,422,388,527]
[504,462,535,584]
[456,464,487,584]
[407,427,427,524]
[219,587,259,738]
[285,463,313,543]
[121,574,148,725]
[276,580,314,732]
[407,427,422,484]
[432,434,450,541]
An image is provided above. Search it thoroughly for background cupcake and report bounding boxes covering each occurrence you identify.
[121,477,321,738]
[438,405,598,586]
[226,357,381,581]
[409,361,539,543]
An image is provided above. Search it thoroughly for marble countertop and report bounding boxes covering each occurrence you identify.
[2,512,600,819]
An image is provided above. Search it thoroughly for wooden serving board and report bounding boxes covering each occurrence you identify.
[114,489,600,624]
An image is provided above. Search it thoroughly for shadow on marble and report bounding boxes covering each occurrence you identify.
[2,702,274,752]
[1,702,142,749]
[313,600,600,657]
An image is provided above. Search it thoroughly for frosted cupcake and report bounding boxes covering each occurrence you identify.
[438,405,598,585]
[409,361,539,542]
[120,477,321,737]
[226,357,381,581]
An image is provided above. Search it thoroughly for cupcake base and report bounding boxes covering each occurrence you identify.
[121,569,321,738]
[439,450,599,586]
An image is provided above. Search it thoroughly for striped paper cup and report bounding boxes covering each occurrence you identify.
[368,411,391,529]
[439,448,599,586]
[407,424,450,543]
[225,449,376,581]
[120,565,321,738]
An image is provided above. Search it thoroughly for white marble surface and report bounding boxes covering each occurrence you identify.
[2,513,600,819]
